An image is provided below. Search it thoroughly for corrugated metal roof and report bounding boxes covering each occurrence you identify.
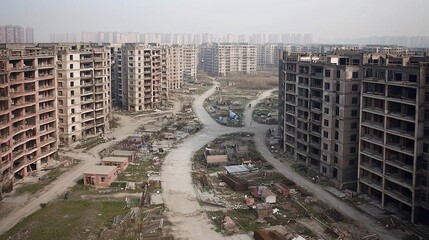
[224,165,250,174]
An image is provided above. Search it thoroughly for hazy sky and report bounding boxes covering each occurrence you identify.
[1,0,428,41]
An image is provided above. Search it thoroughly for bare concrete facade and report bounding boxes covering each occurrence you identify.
[256,44,277,67]
[199,43,257,76]
[110,44,122,107]
[0,44,58,197]
[182,45,198,82]
[279,51,361,188]
[121,43,169,111]
[52,43,112,145]
[357,55,429,224]
[167,45,183,90]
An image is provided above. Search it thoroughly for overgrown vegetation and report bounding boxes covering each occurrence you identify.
[75,136,105,150]
[219,72,278,90]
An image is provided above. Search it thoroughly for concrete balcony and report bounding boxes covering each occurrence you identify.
[386,143,414,156]
[37,73,54,80]
[384,188,412,206]
[362,106,385,115]
[360,148,383,161]
[361,134,384,145]
[386,127,414,139]
[360,162,383,175]
[81,74,93,79]
[39,147,57,159]
[39,116,56,124]
[11,149,25,159]
[38,84,55,90]
[40,137,55,147]
[361,121,384,131]
[359,176,382,191]
[385,157,413,173]
[38,94,55,102]
[385,172,412,190]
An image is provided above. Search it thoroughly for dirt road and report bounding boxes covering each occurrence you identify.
[162,80,400,240]
[0,113,143,234]
[1,78,400,239]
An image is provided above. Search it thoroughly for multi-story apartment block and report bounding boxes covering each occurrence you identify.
[182,45,198,82]
[279,51,362,188]
[357,54,429,223]
[0,25,25,44]
[167,45,183,89]
[199,43,256,76]
[256,44,277,67]
[49,43,112,145]
[0,44,58,198]
[121,43,169,111]
[110,44,122,107]
[25,27,34,44]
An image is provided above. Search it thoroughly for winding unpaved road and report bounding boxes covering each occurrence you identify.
[0,79,401,240]
[161,80,400,240]
[0,113,150,234]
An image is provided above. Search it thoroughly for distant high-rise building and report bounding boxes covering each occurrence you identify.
[167,45,183,89]
[25,27,34,43]
[182,45,198,82]
[0,26,5,43]
[5,26,14,43]
[0,25,27,43]
[199,43,257,76]
[256,44,277,67]
[13,26,24,43]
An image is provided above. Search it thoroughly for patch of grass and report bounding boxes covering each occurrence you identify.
[75,137,105,150]
[227,209,265,232]
[0,200,130,240]
[117,163,147,182]
[15,169,65,195]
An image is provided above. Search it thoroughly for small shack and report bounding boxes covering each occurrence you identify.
[273,182,290,196]
[206,154,228,167]
[255,203,272,220]
[101,156,129,172]
[219,174,248,191]
[253,186,277,203]
[111,150,136,162]
[83,166,118,187]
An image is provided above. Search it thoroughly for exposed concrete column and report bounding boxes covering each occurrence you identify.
[21,167,27,177]
[36,159,42,170]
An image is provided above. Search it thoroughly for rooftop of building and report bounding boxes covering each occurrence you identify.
[110,150,136,157]
[101,156,129,163]
[84,165,117,175]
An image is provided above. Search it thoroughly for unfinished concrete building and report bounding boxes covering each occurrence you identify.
[256,44,277,67]
[357,55,429,224]
[167,45,183,89]
[52,43,112,145]
[279,51,362,188]
[182,44,198,82]
[121,43,169,111]
[110,44,122,107]
[0,44,58,197]
[199,43,256,76]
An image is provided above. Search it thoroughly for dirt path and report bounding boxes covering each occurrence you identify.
[161,79,400,240]
[1,78,401,239]
[0,113,143,234]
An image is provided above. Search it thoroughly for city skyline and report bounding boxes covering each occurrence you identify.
[1,0,429,42]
